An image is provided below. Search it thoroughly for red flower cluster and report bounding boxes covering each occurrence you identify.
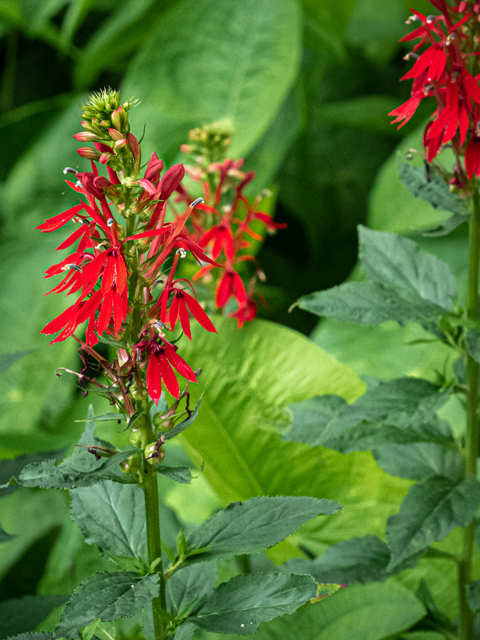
[390,0,480,179]
[177,157,286,327]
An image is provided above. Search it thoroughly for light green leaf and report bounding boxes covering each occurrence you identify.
[373,443,463,481]
[184,496,341,563]
[398,160,469,218]
[0,595,67,639]
[197,581,426,640]
[358,226,457,310]
[297,282,448,325]
[122,0,301,158]
[55,571,159,639]
[187,573,316,634]
[282,535,423,585]
[167,563,217,616]
[177,317,407,551]
[387,476,480,569]
[70,480,181,558]
[0,523,14,542]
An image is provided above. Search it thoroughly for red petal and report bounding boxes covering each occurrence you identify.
[113,291,123,333]
[36,204,84,232]
[163,344,196,383]
[157,354,180,398]
[97,291,113,335]
[147,355,163,405]
[178,297,192,340]
[169,292,179,331]
[102,255,116,293]
[183,292,217,334]
[116,253,127,295]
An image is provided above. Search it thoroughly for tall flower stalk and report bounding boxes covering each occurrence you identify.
[391,2,480,636]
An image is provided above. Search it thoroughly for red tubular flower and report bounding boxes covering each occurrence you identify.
[136,338,197,403]
[199,223,235,260]
[230,295,257,328]
[215,268,247,309]
[161,286,217,339]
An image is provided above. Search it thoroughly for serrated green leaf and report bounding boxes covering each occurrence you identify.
[184,496,340,564]
[70,480,181,560]
[0,449,65,497]
[285,378,454,452]
[373,443,463,481]
[4,635,54,640]
[186,573,316,634]
[398,160,469,218]
[167,564,217,617]
[297,281,448,325]
[155,466,192,484]
[358,225,457,310]
[122,0,301,158]
[172,624,195,640]
[282,535,423,585]
[55,571,159,639]
[387,476,480,569]
[419,212,470,237]
[19,448,139,489]
[466,329,480,364]
[0,350,34,374]
[0,595,68,639]
[207,581,426,640]
[466,580,480,611]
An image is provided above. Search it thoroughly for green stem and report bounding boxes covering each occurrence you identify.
[459,186,480,640]
[142,411,169,640]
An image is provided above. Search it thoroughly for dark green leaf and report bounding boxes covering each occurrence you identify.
[387,476,480,569]
[172,624,195,640]
[0,350,34,374]
[71,480,181,557]
[282,536,424,585]
[466,580,480,611]
[185,496,341,563]
[0,595,68,639]
[161,400,202,441]
[297,281,448,325]
[155,466,192,484]
[0,523,14,542]
[0,449,66,497]
[167,564,217,616]
[122,0,302,158]
[186,573,316,634]
[71,481,148,561]
[398,160,469,218]
[55,571,159,639]
[373,443,463,481]
[95,334,128,349]
[285,378,454,452]
[358,225,457,310]
[19,448,139,489]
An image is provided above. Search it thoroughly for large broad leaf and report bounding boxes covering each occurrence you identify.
[0,350,34,374]
[284,378,454,452]
[358,226,457,310]
[199,581,426,640]
[281,535,423,585]
[297,282,448,325]
[70,480,180,560]
[373,443,463,482]
[186,573,316,635]
[121,0,301,159]
[466,580,480,611]
[183,496,341,564]
[0,595,68,639]
[176,317,408,553]
[387,476,480,569]
[0,524,14,543]
[55,571,159,639]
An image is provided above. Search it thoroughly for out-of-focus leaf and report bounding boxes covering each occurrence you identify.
[0,524,14,542]
[0,595,68,639]
[0,450,65,497]
[55,571,159,639]
[200,581,426,640]
[186,573,316,635]
[3,635,53,640]
[301,0,356,57]
[319,96,404,135]
[387,476,480,569]
[346,0,408,65]
[297,282,448,325]
[0,350,34,374]
[17,0,68,35]
[122,0,302,159]
[359,226,457,310]
[466,580,480,611]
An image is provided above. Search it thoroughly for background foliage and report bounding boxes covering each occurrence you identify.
[0,0,471,638]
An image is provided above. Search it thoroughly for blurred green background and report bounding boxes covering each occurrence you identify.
[0,0,472,638]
